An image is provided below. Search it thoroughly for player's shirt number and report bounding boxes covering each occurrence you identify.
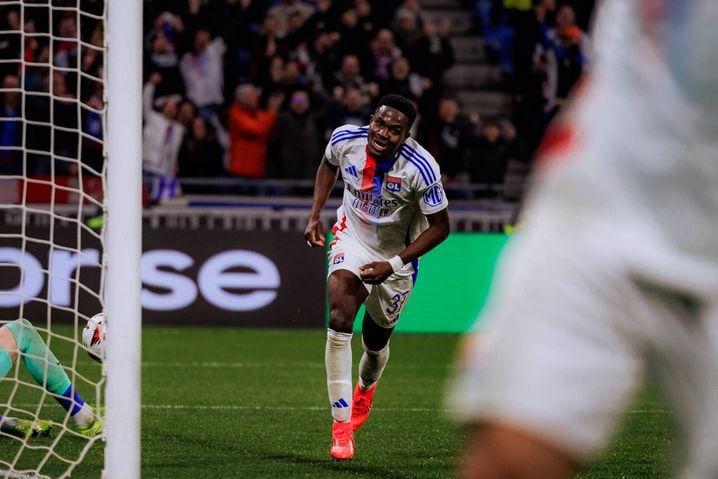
[385,290,410,319]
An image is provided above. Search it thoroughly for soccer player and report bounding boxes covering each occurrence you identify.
[450,0,718,477]
[0,318,103,439]
[305,94,450,460]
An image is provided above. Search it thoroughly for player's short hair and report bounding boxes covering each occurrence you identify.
[376,94,417,128]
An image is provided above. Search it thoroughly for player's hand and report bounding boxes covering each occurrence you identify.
[304,218,325,247]
[359,261,392,284]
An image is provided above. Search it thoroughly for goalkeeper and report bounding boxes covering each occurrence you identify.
[0,318,103,439]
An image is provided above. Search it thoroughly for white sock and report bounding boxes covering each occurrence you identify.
[358,337,390,391]
[325,328,353,422]
[72,403,94,428]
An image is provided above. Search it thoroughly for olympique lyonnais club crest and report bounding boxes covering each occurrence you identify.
[385,175,402,192]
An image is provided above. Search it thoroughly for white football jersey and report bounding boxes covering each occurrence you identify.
[325,124,448,256]
[534,0,718,262]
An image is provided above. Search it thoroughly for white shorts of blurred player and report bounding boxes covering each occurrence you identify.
[450,191,718,478]
[328,232,417,329]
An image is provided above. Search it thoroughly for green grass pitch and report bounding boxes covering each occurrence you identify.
[1,327,671,478]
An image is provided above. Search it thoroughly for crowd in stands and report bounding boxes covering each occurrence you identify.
[0,0,595,203]
[0,0,105,181]
[469,0,593,151]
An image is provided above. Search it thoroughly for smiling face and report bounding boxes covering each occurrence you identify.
[367,106,411,159]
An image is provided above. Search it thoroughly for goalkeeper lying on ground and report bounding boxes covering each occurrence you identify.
[0,318,103,439]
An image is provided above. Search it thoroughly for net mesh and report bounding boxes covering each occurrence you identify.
[0,0,106,477]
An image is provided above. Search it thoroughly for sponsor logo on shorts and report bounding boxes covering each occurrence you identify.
[385,175,402,192]
[332,253,345,265]
[423,183,444,207]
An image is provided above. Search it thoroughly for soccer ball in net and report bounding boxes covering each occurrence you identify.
[82,312,106,362]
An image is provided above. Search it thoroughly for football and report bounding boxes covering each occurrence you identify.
[82,312,106,362]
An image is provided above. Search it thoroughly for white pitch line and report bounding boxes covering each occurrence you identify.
[140,404,668,414]
[8,403,668,414]
[141,404,454,413]
[142,361,453,370]
[142,361,322,369]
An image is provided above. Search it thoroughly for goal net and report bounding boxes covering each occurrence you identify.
[0,0,140,477]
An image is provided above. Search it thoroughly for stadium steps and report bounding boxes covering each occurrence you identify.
[422,3,512,118]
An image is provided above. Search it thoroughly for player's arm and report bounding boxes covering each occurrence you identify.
[305,156,339,247]
[360,208,450,284]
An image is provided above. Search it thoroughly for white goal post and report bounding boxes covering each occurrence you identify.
[105,0,142,478]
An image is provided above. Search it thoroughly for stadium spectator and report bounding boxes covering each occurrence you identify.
[0,8,21,80]
[551,3,591,58]
[542,5,590,117]
[392,3,423,52]
[81,82,104,173]
[144,29,184,97]
[376,57,422,104]
[467,119,513,196]
[472,0,516,81]
[53,13,78,70]
[144,10,184,55]
[142,73,185,202]
[333,7,373,70]
[406,17,454,127]
[178,116,226,194]
[305,94,450,461]
[319,86,372,141]
[0,73,22,175]
[331,54,378,106]
[0,318,102,438]
[303,0,343,42]
[23,41,49,94]
[219,0,268,92]
[427,97,473,183]
[176,98,198,131]
[267,0,315,39]
[354,0,377,35]
[49,71,80,174]
[248,12,286,85]
[227,83,283,179]
[306,31,341,95]
[510,0,556,153]
[179,28,226,121]
[273,90,321,182]
[369,28,403,82]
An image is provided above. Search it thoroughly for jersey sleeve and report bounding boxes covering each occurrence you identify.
[418,179,449,215]
[324,126,347,166]
[407,145,449,215]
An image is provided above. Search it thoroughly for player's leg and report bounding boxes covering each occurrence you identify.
[351,312,393,431]
[4,319,102,436]
[352,272,414,430]
[459,422,580,479]
[326,269,369,459]
[0,323,53,438]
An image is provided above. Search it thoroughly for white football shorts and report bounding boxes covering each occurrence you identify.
[450,192,718,476]
[327,231,416,329]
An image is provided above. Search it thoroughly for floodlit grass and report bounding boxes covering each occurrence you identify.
[1,327,671,478]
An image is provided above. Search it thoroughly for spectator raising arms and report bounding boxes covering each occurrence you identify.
[228,83,283,179]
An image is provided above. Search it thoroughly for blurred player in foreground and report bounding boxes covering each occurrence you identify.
[450,0,718,477]
[305,94,450,460]
[0,319,103,439]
